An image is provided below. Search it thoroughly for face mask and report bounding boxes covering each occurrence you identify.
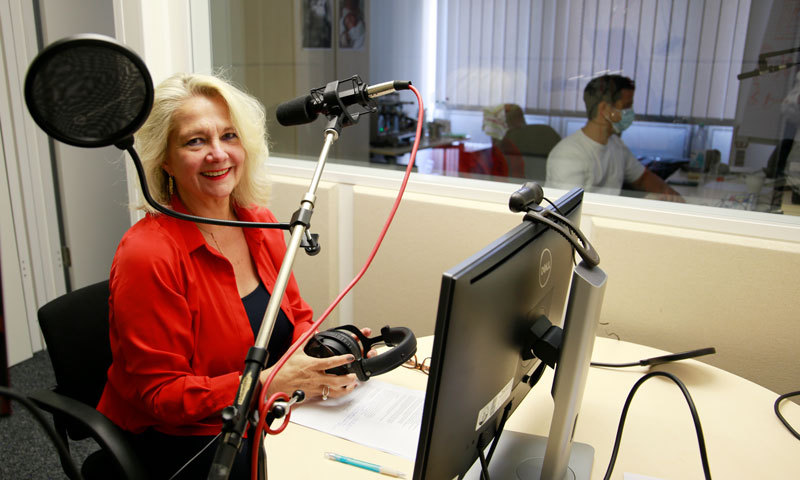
[610,108,635,134]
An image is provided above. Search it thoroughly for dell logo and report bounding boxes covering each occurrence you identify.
[539,248,552,288]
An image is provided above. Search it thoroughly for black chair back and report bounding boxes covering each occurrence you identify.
[503,124,562,181]
[503,124,562,157]
[33,280,146,479]
[38,280,111,437]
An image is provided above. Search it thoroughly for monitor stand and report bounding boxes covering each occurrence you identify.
[464,431,593,480]
[466,262,607,480]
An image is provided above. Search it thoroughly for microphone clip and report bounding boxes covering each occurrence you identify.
[312,75,376,129]
[510,183,601,267]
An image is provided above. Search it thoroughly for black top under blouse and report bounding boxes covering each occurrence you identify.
[241,282,294,367]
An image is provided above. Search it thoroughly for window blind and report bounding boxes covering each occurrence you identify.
[438,0,751,122]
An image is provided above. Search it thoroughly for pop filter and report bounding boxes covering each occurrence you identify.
[23,33,292,232]
[24,33,153,149]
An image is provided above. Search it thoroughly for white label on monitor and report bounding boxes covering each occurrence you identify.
[475,378,513,430]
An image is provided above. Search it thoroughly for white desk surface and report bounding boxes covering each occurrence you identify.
[265,336,800,479]
[667,171,778,211]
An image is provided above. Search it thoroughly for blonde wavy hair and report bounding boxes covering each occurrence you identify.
[134,72,270,212]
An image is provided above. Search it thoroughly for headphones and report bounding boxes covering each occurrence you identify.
[304,324,417,381]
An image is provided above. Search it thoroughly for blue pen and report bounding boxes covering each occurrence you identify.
[324,452,406,478]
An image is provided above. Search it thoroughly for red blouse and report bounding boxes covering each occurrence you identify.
[96,200,314,436]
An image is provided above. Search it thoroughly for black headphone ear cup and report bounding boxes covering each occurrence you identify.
[326,330,367,379]
[321,330,361,357]
[306,325,418,382]
[308,330,365,378]
[304,336,335,359]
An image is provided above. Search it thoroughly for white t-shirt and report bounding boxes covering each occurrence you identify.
[545,129,645,195]
[781,72,800,191]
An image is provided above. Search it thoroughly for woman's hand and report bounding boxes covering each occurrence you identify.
[259,325,379,400]
[260,347,359,400]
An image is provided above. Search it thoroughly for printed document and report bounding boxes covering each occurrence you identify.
[289,379,424,460]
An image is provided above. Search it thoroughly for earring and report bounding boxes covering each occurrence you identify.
[168,176,174,196]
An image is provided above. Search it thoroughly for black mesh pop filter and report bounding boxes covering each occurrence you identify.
[24,33,153,148]
[23,33,290,231]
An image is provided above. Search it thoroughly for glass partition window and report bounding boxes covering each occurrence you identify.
[208,0,800,216]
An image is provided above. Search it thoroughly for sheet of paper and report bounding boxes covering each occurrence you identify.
[289,379,425,461]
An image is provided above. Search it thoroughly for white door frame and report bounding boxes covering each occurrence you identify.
[0,0,67,364]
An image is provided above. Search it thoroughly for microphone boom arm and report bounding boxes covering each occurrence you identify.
[121,137,320,255]
[207,105,355,479]
[737,46,800,80]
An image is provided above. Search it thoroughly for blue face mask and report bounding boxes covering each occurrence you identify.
[611,108,635,134]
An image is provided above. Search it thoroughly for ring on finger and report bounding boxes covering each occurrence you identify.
[322,385,330,401]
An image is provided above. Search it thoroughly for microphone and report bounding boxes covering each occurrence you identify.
[509,182,544,212]
[276,79,412,126]
[738,62,799,80]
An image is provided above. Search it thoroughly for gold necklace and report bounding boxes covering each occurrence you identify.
[197,225,224,256]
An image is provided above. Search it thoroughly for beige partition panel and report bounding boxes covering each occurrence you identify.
[351,186,521,337]
[589,216,800,397]
[268,172,799,397]
[267,175,340,331]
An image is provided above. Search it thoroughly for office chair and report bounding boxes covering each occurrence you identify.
[502,124,562,181]
[762,139,800,208]
[764,138,793,179]
[29,280,147,480]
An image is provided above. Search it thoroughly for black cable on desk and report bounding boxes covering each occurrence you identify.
[591,347,716,369]
[602,371,711,480]
[590,360,641,368]
[774,390,800,441]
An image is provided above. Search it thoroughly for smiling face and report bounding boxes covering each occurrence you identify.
[163,94,245,215]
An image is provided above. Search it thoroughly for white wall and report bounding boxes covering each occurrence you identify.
[38,0,131,290]
[0,126,34,366]
[1,0,62,365]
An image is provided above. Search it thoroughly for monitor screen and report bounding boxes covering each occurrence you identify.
[412,188,584,480]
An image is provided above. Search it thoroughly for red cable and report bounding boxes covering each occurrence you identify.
[250,85,425,479]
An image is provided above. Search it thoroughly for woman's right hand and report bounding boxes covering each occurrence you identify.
[259,348,360,401]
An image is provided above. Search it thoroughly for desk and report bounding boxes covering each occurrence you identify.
[781,189,800,216]
[667,171,780,212]
[369,137,461,159]
[266,336,800,479]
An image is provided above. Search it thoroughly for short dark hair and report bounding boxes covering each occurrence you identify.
[583,74,635,120]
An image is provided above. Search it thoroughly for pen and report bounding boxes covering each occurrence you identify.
[324,452,406,478]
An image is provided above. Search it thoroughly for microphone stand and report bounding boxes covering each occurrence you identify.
[207,86,366,479]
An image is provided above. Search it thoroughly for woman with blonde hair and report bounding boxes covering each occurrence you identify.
[97,72,367,478]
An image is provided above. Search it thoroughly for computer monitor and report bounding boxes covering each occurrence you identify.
[412,187,593,480]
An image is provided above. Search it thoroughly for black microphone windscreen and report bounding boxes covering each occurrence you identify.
[509,182,544,212]
[276,95,318,126]
[737,69,761,80]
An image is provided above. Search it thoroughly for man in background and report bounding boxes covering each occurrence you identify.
[546,74,683,201]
